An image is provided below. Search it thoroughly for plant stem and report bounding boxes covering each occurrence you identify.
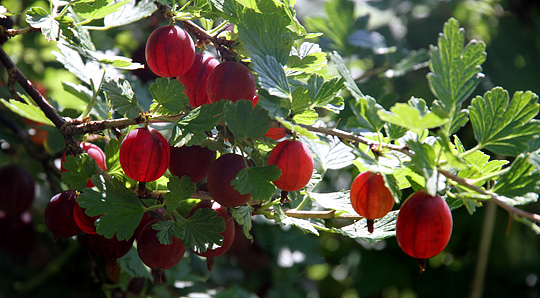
[469,200,497,298]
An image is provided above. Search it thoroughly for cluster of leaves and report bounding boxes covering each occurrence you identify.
[3,0,540,288]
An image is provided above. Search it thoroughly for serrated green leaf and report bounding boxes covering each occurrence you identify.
[330,51,365,100]
[118,248,152,279]
[78,178,145,240]
[230,206,253,240]
[277,117,318,139]
[237,8,293,66]
[291,87,310,114]
[102,77,142,118]
[292,109,318,125]
[74,0,129,23]
[183,208,225,252]
[492,154,540,198]
[164,176,196,211]
[256,91,291,119]
[153,220,184,246]
[209,0,240,21]
[458,150,508,184]
[308,74,344,107]
[304,135,354,171]
[287,42,327,74]
[61,154,97,191]
[103,0,156,29]
[231,165,281,201]
[251,54,291,98]
[348,95,385,133]
[427,18,486,133]
[26,7,60,41]
[223,100,270,139]
[470,88,540,156]
[406,140,441,196]
[0,96,54,126]
[308,190,356,214]
[334,211,398,243]
[149,78,187,115]
[178,101,225,131]
[378,98,449,133]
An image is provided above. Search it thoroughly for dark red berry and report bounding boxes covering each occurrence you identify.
[207,154,251,207]
[264,127,287,141]
[44,190,80,239]
[267,139,313,192]
[188,201,236,270]
[350,172,394,233]
[136,220,186,284]
[73,201,100,234]
[395,190,453,272]
[206,61,256,104]
[119,127,170,182]
[168,145,216,183]
[145,25,195,77]
[86,233,134,260]
[177,53,220,107]
[0,165,34,214]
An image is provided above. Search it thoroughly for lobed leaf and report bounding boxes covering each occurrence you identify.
[182,208,225,253]
[492,154,540,199]
[163,176,196,212]
[102,77,143,118]
[0,96,54,126]
[61,154,97,191]
[231,165,281,201]
[223,100,271,139]
[153,220,184,246]
[149,78,187,115]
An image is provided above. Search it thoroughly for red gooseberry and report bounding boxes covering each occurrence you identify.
[168,145,216,183]
[0,165,35,215]
[61,142,107,187]
[267,139,313,192]
[395,190,453,272]
[177,53,220,107]
[44,190,81,239]
[206,61,256,104]
[145,25,195,77]
[73,201,100,234]
[350,172,394,233]
[264,127,287,141]
[207,154,251,208]
[119,127,170,182]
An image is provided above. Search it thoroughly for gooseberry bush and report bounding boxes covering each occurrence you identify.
[1,0,540,296]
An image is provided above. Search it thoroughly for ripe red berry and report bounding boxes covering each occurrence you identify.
[73,201,100,234]
[206,61,256,103]
[350,172,394,233]
[119,127,170,182]
[44,190,80,239]
[188,201,236,270]
[136,220,186,284]
[145,25,195,77]
[395,190,453,272]
[0,165,34,215]
[61,142,107,187]
[207,154,251,207]
[264,127,287,141]
[86,233,134,260]
[168,145,216,183]
[177,53,220,107]
[267,139,313,192]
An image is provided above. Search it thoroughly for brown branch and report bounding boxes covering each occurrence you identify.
[2,27,41,38]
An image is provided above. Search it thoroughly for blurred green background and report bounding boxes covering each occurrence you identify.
[0,0,539,297]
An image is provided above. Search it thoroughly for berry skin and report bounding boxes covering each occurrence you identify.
[168,145,216,183]
[188,201,236,270]
[44,190,81,239]
[0,165,34,215]
[145,25,195,77]
[206,61,256,104]
[207,154,251,208]
[61,142,107,187]
[395,190,453,272]
[177,53,220,107]
[119,127,170,182]
[264,127,287,141]
[136,220,186,284]
[73,201,100,234]
[86,233,134,261]
[267,139,314,192]
[350,172,394,233]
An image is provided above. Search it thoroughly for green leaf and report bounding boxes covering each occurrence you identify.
[237,8,293,66]
[291,87,310,114]
[273,205,319,235]
[277,118,318,140]
[0,96,54,125]
[164,176,196,212]
[330,51,365,100]
[305,135,354,171]
[257,91,290,119]
[73,0,130,23]
[182,208,225,253]
[223,100,270,139]
[251,55,291,98]
[427,18,486,132]
[178,101,225,131]
[470,88,540,156]
[149,78,187,115]
[61,154,97,191]
[105,139,123,179]
[492,154,540,199]
[153,220,184,246]
[26,7,60,41]
[292,109,318,125]
[230,206,253,240]
[347,96,385,133]
[378,98,449,133]
[231,165,281,201]
[287,42,327,74]
[385,49,429,78]
[458,150,509,184]
[77,178,145,240]
[118,248,152,280]
[307,74,344,107]
[103,0,156,29]
[102,77,143,118]
[406,140,441,196]
[209,0,240,21]
[308,190,356,215]
[334,211,398,243]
